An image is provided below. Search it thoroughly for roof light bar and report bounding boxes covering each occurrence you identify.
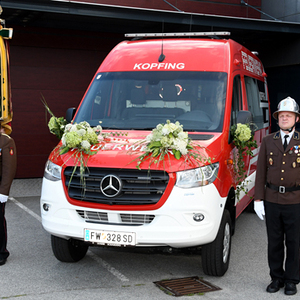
[125,32,231,38]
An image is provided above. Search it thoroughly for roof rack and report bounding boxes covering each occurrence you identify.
[125,32,231,38]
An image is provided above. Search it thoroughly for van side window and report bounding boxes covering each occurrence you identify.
[257,79,270,128]
[244,76,265,130]
[231,75,242,126]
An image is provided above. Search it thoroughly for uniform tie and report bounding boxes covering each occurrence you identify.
[283,134,289,151]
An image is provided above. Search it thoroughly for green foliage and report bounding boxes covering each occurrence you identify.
[231,123,257,199]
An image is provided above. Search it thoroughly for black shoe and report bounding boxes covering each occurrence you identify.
[0,258,6,266]
[266,279,284,293]
[285,282,297,296]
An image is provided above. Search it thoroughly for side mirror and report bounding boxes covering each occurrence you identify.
[66,107,76,123]
[236,110,253,124]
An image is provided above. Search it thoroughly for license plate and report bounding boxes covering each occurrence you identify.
[84,229,136,246]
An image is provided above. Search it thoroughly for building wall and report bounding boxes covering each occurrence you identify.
[9,26,123,178]
[70,0,262,18]
[260,1,300,132]
[261,0,300,22]
[5,0,291,179]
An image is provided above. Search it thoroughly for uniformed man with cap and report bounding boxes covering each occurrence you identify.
[254,96,300,295]
[0,122,17,266]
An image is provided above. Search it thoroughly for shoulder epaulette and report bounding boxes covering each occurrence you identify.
[293,131,300,140]
[273,131,280,139]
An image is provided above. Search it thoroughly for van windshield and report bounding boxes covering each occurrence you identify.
[74,71,227,132]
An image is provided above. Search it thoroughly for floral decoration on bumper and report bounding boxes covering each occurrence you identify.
[231,123,257,199]
[135,120,210,169]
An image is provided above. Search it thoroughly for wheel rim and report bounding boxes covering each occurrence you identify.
[223,223,230,263]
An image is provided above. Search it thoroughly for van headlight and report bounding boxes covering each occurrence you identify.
[44,160,62,181]
[176,162,219,188]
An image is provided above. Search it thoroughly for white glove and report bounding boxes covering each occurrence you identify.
[0,194,8,203]
[254,201,265,220]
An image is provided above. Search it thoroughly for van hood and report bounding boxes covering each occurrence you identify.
[50,130,221,173]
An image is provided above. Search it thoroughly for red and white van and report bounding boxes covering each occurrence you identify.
[40,32,270,276]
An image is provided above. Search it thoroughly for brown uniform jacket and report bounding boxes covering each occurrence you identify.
[0,133,17,196]
[255,130,300,204]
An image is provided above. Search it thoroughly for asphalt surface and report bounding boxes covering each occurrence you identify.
[0,178,296,299]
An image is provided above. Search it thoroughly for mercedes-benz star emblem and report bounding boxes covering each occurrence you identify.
[100,175,122,198]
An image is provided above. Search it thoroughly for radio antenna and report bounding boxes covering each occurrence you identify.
[158,22,165,62]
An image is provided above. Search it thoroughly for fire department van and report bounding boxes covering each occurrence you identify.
[40,32,270,276]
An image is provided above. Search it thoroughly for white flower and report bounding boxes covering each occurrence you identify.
[87,127,94,134]
[173,138,188,155]
[77,129,86,136]
[146,133,153,142]
[162,124,170,135]
[156,124,163,131]
[61,134,66,146]
[178,131,188,140]
[152,130,163,141]
[70,124,77,132]
[81,140,91,150]
[168,122,178,133]
[65,124,73,132]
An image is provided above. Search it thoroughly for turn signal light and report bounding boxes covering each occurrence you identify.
[225,159,233,165]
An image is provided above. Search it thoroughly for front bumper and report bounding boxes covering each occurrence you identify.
[40,177,226,248]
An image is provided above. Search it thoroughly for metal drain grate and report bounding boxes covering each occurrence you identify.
[154,276,221,296]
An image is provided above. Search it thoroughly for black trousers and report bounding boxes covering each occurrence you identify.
[264,201,300,284]
[0,203,9,260]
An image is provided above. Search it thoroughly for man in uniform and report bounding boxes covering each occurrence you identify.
[254,96,300,296]
[0,122,17,266]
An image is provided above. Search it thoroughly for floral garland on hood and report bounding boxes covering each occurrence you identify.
[134,120,210,170]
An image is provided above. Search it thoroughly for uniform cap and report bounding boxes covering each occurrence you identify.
[273,96,300,121]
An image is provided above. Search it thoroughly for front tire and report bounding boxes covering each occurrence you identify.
[51,235,89,262]
[202,210,232,276]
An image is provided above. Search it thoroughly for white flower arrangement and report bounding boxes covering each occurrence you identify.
[135,120,209,170]
[60,121,102,155]
[57,121,103,186]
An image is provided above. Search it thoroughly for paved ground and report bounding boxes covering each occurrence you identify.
[0,178,296,299]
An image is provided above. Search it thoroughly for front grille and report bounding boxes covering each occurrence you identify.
[64,167,169,205]
[77,210,108,222]
[120,214,155,224]
[77,210,155,225]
